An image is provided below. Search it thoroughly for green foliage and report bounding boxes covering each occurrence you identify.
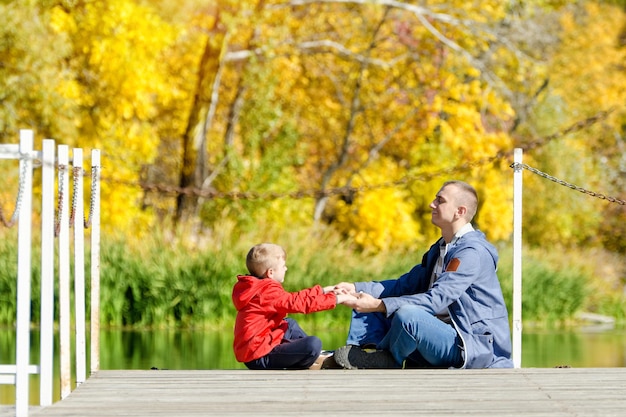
[0,232,18,324]
[99,225,396,328]
[522,263,588,323]
[99,237,236,328]
[1,227,616,330]
[0,229,43,325]
[596,294,626,322]
[97,225,421,328]
[498,247,591,326]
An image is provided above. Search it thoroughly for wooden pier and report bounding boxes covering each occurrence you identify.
[2,368,626,416]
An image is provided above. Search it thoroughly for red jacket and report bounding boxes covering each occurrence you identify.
[232,275,337,363]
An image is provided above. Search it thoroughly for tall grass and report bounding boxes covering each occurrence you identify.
[98,225,422,329]
[0,231,19,325]
[498,244,625,327]
[0,226,623,330]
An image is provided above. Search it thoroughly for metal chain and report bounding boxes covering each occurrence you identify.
[54,164,67,237]
[123,112,613,201]
[510,162,626,205]
[0,155,29,227]
[0,110,616,229]
[84,166,98,228]
[69,165,98,229]
[131,150,508,201]
[69,166,83,228]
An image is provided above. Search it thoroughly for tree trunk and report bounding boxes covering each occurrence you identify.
[176,22,226,222]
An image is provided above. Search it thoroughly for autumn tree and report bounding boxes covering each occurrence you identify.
[0,0,77,143]
[48,0,181,235]
[161,0,529,250]
[512,1,626,248]
[2,0,624,255]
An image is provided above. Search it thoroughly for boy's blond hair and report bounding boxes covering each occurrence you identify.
[246,243,286,278]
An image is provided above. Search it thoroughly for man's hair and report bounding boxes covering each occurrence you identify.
[246,243,285,278]
[443,180,478,221]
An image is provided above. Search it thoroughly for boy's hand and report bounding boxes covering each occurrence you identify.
[323,283,354,295]
[322,285,335,294]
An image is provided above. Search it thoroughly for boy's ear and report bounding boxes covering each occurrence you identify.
[265,268,274,279]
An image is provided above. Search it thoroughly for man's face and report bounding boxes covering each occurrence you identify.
[429,185,458,227]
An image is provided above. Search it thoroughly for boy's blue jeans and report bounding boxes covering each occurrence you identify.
[245,318,321,370]
[346,305,463,368]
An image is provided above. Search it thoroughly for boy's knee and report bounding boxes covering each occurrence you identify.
[306,336,323,356]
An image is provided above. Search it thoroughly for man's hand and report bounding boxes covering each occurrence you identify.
[323,285,352,295]
[340,292,386,314]
[335,292,357,304]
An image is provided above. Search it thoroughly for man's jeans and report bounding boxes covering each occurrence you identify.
[346,305,463,368]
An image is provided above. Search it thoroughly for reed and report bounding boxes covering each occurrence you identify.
[498,247,590,327]
[0,227,620,329]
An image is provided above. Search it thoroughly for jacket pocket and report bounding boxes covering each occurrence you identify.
[467,326,495,368]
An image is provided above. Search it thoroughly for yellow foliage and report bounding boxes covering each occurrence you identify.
[519,2,626,247]
[5,0,591,254]
[552,3,626,114]
[333,158,420,252]
[473,164,514,242]
[49,0,182,235]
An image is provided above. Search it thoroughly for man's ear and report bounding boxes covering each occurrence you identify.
[456,205,467,219]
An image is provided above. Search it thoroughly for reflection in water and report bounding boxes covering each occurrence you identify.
[1,328,626,404]
[522,329,626,368]
[103,329,248,370]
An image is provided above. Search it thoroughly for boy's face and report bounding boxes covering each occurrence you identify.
[266,254,288,283]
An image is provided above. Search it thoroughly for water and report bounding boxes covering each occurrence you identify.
[1,327,626,404]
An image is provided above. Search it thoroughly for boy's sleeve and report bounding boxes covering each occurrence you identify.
[271,284,336,314]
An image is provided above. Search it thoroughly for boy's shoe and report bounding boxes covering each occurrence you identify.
[320,354,343,369]
[309,351,337,370]
[334,345,401,369]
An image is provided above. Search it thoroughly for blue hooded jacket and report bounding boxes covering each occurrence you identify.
[355,230,513,369]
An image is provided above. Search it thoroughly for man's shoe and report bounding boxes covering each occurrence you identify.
[334,345,401,369]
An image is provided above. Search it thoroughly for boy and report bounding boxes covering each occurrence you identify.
[232,242,353,370]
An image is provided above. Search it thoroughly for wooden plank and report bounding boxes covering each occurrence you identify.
[1,369,624,417]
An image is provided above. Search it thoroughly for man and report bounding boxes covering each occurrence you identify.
[332,180,513,369]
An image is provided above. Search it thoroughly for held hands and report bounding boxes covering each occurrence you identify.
[335,292,357,304]
[323,284,357,304]
[324,282,386,313]
[341,291,386,313]
[333,282,356,293]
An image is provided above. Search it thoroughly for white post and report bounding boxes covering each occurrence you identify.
[512,148,523,368]
[15,129,34,417]
[58,145,72,399]
[0,133,101,407]
[39,139,55,406]
[90,150,101,374]
[73,148,87,385]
